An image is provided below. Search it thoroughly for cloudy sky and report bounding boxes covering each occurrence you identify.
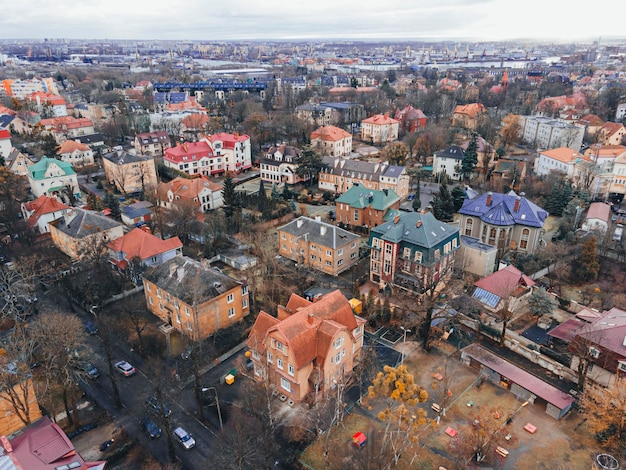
[1,0,623,42]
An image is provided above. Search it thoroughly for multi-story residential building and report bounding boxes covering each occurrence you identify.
[295,103,337,127]
[21,195,70,234]
[27,156,80,203]
[534,147,587,178]
[163,132,252,176]
[1,77,59,99]
[0,377,43,437]
[461,135,495,174]
[582,145,626,200]
[394,105,427,133]
[0,129,11,159]
[368,211,460,293]
[260,144,306,186]
[310,125,353,157]
[278,216,360,276]
[616,102,626,122]
[609,148,626,202]
[49,208,124,259]
[156,175,223,213]
[4,148,34,176]
[142,256,250,341]
[597,122,626,146]
[134,131,171,156]
[247,290,365,402]
[335,186,400,228]
[108,227,182,281]
[518,115,584,151]
[57,140,94,167]
[25,91,68,117]
[451,103,487,130]
[38,116,95,142]
[361,114,400,144]
[102,150,158,196]
[319,102,366,126]
[318,157,410,198]
[457,191,548,273]
[432,145,465,181]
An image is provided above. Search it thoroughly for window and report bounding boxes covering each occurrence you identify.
[242,285,248,295]
[338,259,344,266]
[334,337,344,349]
[520,228,530,250]
[589,346,600,359]
[351,252,356,259]
[403,247,411,259]
[354,210,359,221]
[227,293,234,303]
[176,314,181,324]
[242,298,248,308]
[326,249,332,256]
[281,233,286,240]
[351,241,357,248]
[288,363,295,376]
[403,260,411,272]
[280,377,291,392]
[465,217,473,236]
[372,250,379,260]
[385,244,392,255]
[326,260,331,266]
[187,321,193,331]
[452,238,458,248]
[444,242,451,254]
[185,306,190,316]
[384,259,391,274]
[372,262,379,273]
[149,297,153,305]
[267,351,273,363]
[276,341,283,352]
[146,283,151,292]
[489,227,497,245]
[372,238,380,248]
[338,249,343,255]
[228,307,235,318]
[252,350,260,360]
[277,358,283,370]
[156,288,161,299]
[618,361,626,372]
[434,249,441,260]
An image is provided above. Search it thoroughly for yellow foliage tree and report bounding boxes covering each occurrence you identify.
[580,382,626,453]
[363,364,430,466]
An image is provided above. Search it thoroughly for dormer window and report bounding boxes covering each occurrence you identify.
[589,346,600,359]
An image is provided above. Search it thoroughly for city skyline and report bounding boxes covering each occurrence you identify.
[1,0,624,43]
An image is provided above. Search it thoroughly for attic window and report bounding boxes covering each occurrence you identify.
[589,346,600,358]
[521,214,526,219]
[213,282,222,289]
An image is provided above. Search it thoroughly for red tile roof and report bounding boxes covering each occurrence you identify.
[362,114,400,125]
[311,125,351,142]
[453,103,486,118]
[58,140,90,154]
[107,228,182,263]
[157,176,222,203]
[164,141,213,163]
[205,132,250,150]
[247,311,280,352]
[26,91,66,106]
[39,116,94,132]
[474,265,535,299]
[575,307,626,357]
[0,129,10,139]
[23,195,70,229]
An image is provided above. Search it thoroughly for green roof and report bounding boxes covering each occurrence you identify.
[28,156,76,181]
[335,186,400,211]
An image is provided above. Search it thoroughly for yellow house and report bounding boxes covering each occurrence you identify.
[102,150,158,196]
[0,375,42,437]
[142,256,250,341]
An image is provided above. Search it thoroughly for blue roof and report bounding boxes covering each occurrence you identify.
[458,191,548,228]
[0,115,15,129]
[472,287,501,308]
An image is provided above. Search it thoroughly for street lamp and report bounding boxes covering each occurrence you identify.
[400,326,411,367]
[202,386,223,431]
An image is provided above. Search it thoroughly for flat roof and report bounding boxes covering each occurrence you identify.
[461,343,575,410]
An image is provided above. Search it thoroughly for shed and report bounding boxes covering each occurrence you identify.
[460,344,575,419]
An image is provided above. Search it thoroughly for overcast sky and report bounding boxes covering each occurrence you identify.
[1,0,623,43]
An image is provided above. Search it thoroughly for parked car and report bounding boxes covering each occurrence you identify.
[173,426,195,450]
[77,361,100,379]
[114,361,136,377]
[140,416,161,439]
[407,193,416,201]
[145,396,172,417]
[85,321,99,335]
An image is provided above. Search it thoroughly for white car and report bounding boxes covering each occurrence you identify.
[114,361,136,377]
[173,427,195,450]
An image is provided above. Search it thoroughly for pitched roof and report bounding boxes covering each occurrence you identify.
[57,140,90,154]
[205,132,250,150]
[0,129,11,140]
[585,202,611,222]
[473,265,535,300]
[23,195,70,229]
[321,157,406,182]
[370,210,459,248]
[247,311,280,352]
[278,216,359,249]
[311,125,351,142]
[539,147,585,164]
[362,114,399,125]
[50,208,122,238]
[574,307,626,358]
[458,191,548,228]
[453,103,486,117]
[26,91,66,106]
[157,176,222,203]
[107,228,182,262]
[335,185,400,211]
[28,156,76,180]
[135,131,169,144]
[142,255,241,305]
[164,141,213,163]
[434,145,465,160]
[600,122,625,138]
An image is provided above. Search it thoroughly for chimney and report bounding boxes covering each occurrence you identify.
[177,267,185,282]
[393,215,400,224]
[514,196,521,212]
[486,192,493,206]
[315,215,322,222]
[307,313,314,324]
[320,225,327,236]
[169,263,177,277]
[383,189,388,196]
[297,218,303,228]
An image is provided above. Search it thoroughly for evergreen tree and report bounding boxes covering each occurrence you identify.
[460,132,478,180]
[103,192,121,220]
[431,184,455,222]
[281,184,292,200]
[257,179,267,212]
[295,146,325,188]
[546,182,564,216]
[575,236,600,281]
[41,135,60,158]
[451,185,466,211]
[222,172,240,217]
[270,184,280,201]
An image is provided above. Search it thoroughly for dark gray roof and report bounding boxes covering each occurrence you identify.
[104,150,153,165]
[142,256,241,305]
[51,208,122,238]
[434,145,465,160]
[278,216,359,249]
[321,157,406,182]
[371,211,459,248]
[74,134,105,145]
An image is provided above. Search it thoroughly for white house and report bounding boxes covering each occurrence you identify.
[581,202,612,234]
[27,156,81,203]
[57,140,95,168]
[534,147,587,178]
[21,195,71,234]
[433,145,465,181]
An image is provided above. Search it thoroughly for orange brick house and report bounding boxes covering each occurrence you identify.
[142,256,249,341]
[361,114,400,144]
[451,103,487,130]
[334,186,401,228]
[247,290,366,402]
[310,125,353,157]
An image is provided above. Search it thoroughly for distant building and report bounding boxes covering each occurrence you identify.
[432,145,465,181]
[581,202,611,234]
[4,148,34,176]
[318,157,410,198]
[534,147,587,178]
[25,91,67,117]
[1,77,59,98]
[310,125,353,157]
[120,200,153,227]
[21,195,71,234]
[597,122,626,146]
[260,144,306,186]
[134,131,171,156]
[368,211,460,293]
[142,256,250,341]
[27,156,80,203]
[38,116,95,143]
[277,216,360,276]
[156,176,223,213]
[361,114,400,144]
[57,140,94,167]
[0,129,11,159]
[451,103,487,130]
[471,265,535,315]
[394,105,427,133]
[518,115,584,151]
[102,150,158,196]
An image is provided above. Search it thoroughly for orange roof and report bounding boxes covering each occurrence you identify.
[0,105,16,116]
[107,228,182,262]
[453,103,486,118]
[26,91,66,106]
[58,140,90,154]
[583,145,626,159]
[247,311,281,352]
[39,116,94,131]
[158,176,222,203]
[182,113,209,128]
[600,122,625,138]
[311,125,351,142]
[23,195,69,228]
[540,147,586,164]
[362,114,400,125]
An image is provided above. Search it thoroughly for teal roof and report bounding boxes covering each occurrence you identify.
[335,186,400,211]
[371,211,459,249]
[29,156,76,181]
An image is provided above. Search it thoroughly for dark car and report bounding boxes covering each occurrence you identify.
[145,396,172,417]
[77,361,100,379]
[140,416,161,439]
[85,321,99,335]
